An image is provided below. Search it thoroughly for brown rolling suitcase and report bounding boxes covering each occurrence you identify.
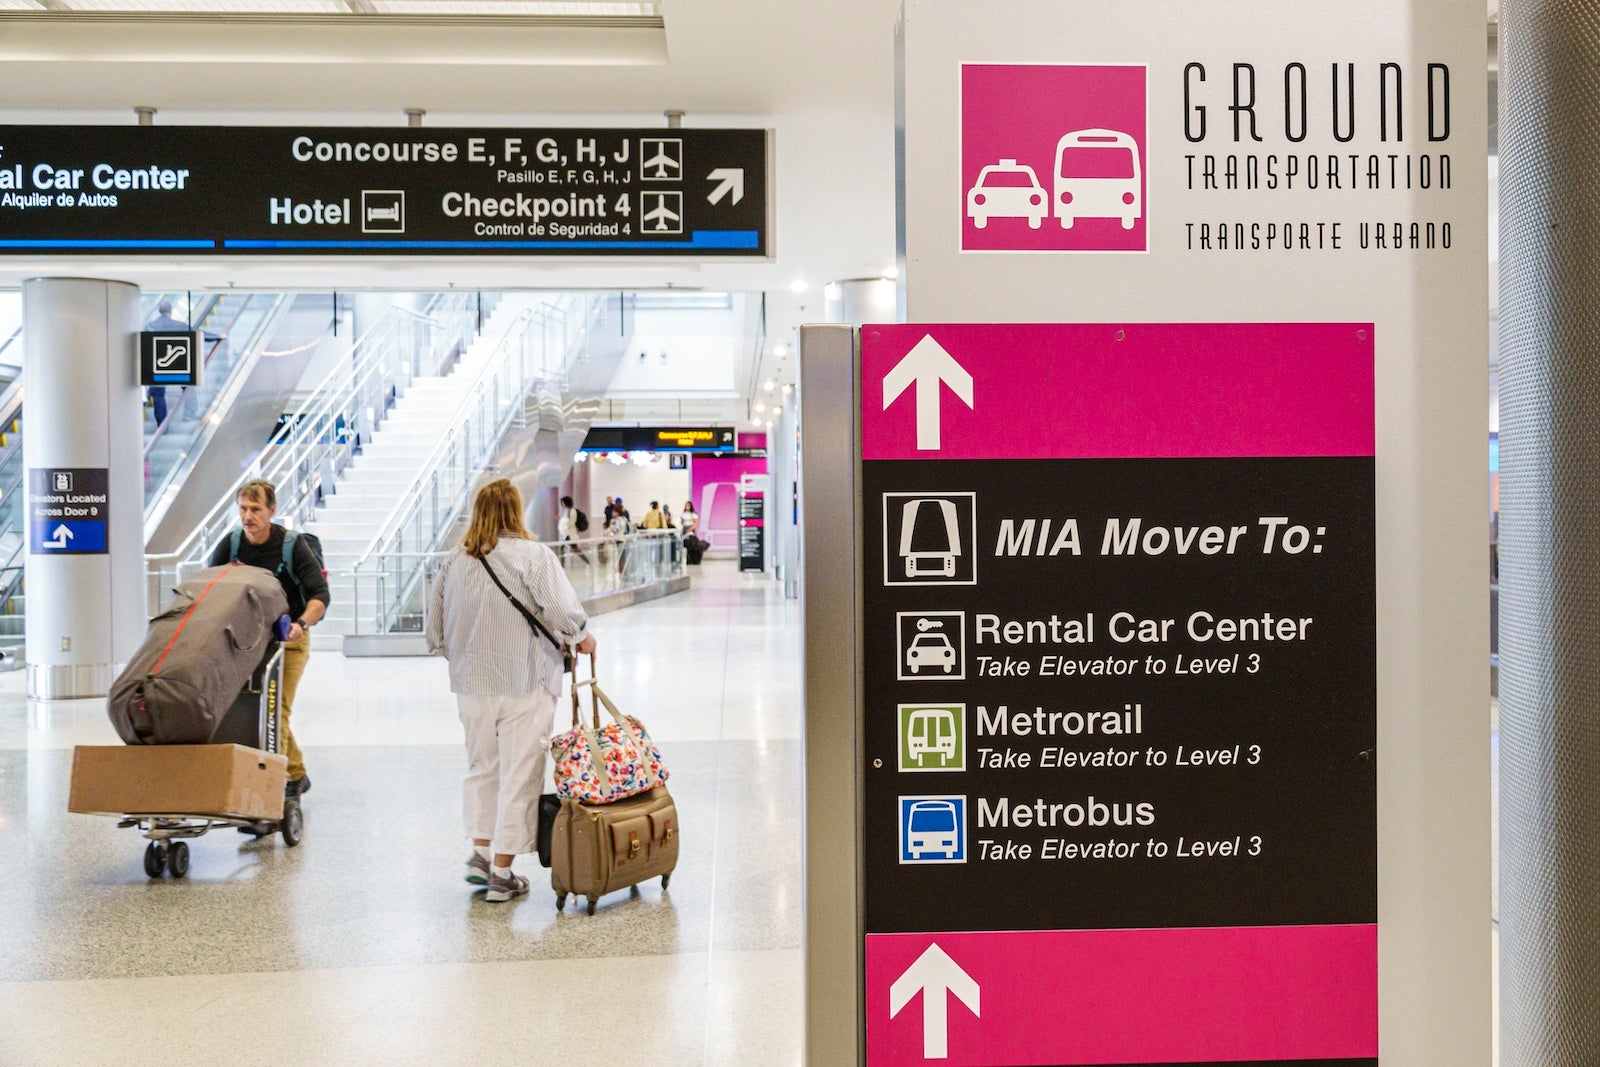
[550,786,679,915]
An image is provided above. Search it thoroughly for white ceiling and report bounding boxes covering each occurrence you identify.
[0,0,906,388]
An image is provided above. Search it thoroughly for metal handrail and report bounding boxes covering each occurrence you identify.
[141,293,299,524]
[141,293,263,461]
[357,529,686,636]
[143,292,483,613]
[347,293,605,635]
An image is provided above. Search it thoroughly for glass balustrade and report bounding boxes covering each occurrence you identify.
[347,292,611,636]
[144,292,484,614]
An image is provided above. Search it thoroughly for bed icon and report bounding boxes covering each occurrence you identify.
[362,191,405,233]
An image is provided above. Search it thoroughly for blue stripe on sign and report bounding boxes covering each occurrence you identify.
[0,239,215,249]
[151,374,191,383]
[30,520,107,553]
[223,231,761,251]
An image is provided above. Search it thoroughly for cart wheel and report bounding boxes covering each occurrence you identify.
[280,799,303,847]
[661,873,672,890]
[143,841,167,878]
[556,893,567,911]
[167,840,190,878]
[586,898,597,916]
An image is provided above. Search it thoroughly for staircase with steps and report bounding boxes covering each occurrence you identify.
[304,296,536,647]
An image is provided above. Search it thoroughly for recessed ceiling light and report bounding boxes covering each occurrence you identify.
[755,402,766,413]
[790,280,809,293]
[883,265,900,280]
[763,379,775,392]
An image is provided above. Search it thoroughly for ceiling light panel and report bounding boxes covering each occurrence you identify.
[61,0,348,10]
[368,0,656,11]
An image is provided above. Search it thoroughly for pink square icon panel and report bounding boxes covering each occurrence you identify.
[960,63,1148,253]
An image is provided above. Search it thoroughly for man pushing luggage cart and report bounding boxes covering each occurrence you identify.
[206,478,330,800]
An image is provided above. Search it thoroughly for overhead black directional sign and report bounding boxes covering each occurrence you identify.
[0,126,769,257]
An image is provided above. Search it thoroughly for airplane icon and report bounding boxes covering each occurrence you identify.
[641,192,683,233]
[639,138,683,181]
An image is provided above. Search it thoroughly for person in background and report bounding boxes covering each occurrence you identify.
[559,494,591,569]
[426,478,596,904]
[613,497,631,527]
[661,503,675,528]
[144,299,225,427]
[640,500,665,530]
[207,479,327,800]
[681,500,699,538]
[602,496,617,528]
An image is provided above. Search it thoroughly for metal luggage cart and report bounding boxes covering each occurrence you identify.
[117,646,303,879]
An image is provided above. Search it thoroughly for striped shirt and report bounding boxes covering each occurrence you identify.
[425,537,590,696]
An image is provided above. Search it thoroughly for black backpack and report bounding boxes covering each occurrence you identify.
[574,508,590,533]
[230,526,326,603]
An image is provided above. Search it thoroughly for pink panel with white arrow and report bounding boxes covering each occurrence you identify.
[866,925,1378,1065]
[861,323,1375,462]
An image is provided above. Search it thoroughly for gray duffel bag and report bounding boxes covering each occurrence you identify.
[108,564,288,745]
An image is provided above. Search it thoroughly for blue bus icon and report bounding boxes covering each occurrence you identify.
[899,795,966,864]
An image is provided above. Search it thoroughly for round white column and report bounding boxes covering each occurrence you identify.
[23,277,147,699]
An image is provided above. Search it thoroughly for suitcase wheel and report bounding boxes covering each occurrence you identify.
[661,873,671,890]
[556,893,568,911]
[167,840,190,878]
[143,841,168,878]
[586,898,597,916]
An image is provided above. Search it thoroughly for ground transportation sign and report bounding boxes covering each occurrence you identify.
[0,126,768,256]
[859,322,1376,1065]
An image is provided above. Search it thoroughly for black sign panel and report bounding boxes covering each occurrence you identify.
[581,425,736,452]
[139,330,202,387]
[0,127,768,257]
[739,489,765,572]
[861,457,1377,933]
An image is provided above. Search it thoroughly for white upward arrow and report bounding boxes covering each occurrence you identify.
[882,334,975,451]
[889,942,980,1059]
[43,524,73,549]
[706,167,745,205]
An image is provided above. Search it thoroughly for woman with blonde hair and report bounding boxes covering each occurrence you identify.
[426,478,597,902]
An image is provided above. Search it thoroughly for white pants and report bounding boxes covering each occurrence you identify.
[457,690,558,856]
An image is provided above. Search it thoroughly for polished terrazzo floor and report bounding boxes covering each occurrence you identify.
[0,560,803,1067]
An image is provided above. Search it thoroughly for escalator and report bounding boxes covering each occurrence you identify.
[0,291,300,657]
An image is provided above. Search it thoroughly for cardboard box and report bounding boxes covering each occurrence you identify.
[69,744,287,821]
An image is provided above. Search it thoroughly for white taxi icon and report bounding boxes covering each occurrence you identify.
[966,159,1048,229]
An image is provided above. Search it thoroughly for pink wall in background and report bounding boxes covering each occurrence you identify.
[690,454,768,549]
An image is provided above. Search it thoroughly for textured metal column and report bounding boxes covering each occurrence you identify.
[1499,3,1600,1061]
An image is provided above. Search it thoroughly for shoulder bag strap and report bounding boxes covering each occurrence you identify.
[477,552,563,653]
[229,529,242,562]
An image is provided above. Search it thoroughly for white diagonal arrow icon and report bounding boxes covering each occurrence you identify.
[43,524,73,549]
[882,334,975,451]
[706,167,745,205]
[889,942,980,1059]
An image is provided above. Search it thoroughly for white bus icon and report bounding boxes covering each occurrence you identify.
[904,800,962,860]
[1053,128,1142,230]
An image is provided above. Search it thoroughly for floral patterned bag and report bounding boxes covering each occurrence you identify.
[550,660,669,805]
